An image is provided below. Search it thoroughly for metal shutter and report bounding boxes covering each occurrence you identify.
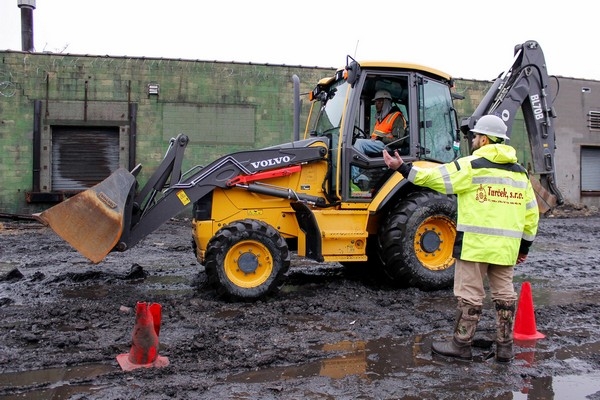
[51,126,119,191]
[581,147,600,192]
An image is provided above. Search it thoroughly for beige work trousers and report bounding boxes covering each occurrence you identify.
[453,258,517,306]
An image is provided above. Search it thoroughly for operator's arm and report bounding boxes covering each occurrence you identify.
[388,111,407,143]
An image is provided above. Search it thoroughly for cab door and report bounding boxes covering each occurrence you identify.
[341,72,411,201]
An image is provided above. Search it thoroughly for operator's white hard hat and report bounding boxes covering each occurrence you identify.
[471,115,509,141]
[372,90,392,101]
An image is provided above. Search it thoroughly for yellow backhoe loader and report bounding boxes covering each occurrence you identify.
[36,40,563,301]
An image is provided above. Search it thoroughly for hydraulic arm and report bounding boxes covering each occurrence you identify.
[460,40,563,208]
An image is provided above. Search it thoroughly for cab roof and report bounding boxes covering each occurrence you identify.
[356,60,452,82]
[314,61,453,90]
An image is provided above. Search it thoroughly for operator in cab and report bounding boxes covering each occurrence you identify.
[352,90,406,187]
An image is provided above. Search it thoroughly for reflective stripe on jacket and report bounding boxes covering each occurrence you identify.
[406,144,539,266]
[371,110,405,142]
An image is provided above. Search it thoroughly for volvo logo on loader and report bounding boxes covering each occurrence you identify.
[250,156,291,169]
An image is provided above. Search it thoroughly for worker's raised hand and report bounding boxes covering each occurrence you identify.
[383,149,404,171]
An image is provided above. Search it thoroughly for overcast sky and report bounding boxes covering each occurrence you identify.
[1,0,597,81]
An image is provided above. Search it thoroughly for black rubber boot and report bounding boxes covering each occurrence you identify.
[496,341,513,363]
[495,300,516,363]
[432,337,473,361]
[432,302,481,361]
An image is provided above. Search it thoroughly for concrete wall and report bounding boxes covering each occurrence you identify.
[549,77,600,208]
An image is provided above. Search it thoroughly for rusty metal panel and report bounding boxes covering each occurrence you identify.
[51,126,119,191]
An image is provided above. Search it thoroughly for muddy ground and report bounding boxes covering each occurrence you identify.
[1,203,600,400]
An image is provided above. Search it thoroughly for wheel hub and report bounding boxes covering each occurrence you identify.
[420,229,441,253]
[237,252,259,274]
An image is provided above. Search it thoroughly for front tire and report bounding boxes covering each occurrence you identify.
[379,190,457,290]
[205,219,290,301]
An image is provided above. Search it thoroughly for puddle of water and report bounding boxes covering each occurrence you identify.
[512,373,600,399]
[0,363,117,399]
[144,275,190,285]
[550,374,600,398]
[415,293,456,313]
[535,288,600,306]
[518,336,600,364]
[0,383,103,400]
[226,335,442,384]
[512,278,600,307]
[142,275,195,296]
[226,334,600,397]
[62,284,110,300]
[146,287,195,297]
[60,275,194,299]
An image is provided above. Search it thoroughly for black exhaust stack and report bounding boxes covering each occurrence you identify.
[18,0,36,52]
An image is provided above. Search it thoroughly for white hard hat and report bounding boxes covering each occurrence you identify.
[471,115,509,141]
[372,90,392,101]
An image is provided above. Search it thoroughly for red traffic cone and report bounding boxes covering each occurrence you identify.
[117,302,170,371]
[149,302,161,337]
[513,282,545,340]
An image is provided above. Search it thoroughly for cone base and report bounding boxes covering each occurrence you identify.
[116,353,170,371]
[514,331,545,340]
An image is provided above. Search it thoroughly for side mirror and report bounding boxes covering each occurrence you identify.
[344,56,361,87]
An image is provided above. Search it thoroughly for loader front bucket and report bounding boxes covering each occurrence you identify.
[34,168,136,264]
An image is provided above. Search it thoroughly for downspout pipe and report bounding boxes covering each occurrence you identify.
[292,75,300,141]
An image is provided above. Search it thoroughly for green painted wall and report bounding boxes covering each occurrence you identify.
[0,52,332,215]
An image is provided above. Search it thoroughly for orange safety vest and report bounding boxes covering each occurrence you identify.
[371,110,405,141]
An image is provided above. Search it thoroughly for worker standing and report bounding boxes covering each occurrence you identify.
[383,114,539,363]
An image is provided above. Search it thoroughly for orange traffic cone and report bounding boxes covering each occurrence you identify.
[117,302,170,371]
[513,281,545,340]
[149,302,161,337]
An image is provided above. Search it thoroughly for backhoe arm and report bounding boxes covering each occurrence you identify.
[460,40,564,209]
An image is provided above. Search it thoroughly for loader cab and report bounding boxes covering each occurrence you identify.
[346,74,411,199]
[305,62,460,203]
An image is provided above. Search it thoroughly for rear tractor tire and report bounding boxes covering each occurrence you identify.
[379,190,457,290]
[204,219,290,301]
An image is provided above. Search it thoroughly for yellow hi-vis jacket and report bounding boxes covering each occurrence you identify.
[400,144,539,266]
